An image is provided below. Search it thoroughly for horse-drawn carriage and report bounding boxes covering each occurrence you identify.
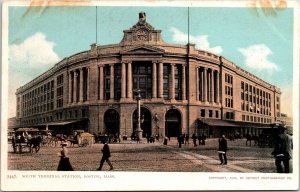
[11,128,42,153]
[245,122,283,148]
[67,131,95,147]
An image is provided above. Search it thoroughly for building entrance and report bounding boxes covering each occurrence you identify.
[132,107,152,137]
[104,109,120,135]
[165,109,181,137]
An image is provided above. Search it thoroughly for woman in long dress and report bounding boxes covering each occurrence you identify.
[57,141,73,171]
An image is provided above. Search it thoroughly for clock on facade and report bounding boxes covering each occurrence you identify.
[136,29,148,41]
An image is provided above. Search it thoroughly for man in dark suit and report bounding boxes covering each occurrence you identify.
[218,135,228,165]
[272,125,293,173]
[97,143,113,171]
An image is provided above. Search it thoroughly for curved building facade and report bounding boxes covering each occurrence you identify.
[15,12,281,138]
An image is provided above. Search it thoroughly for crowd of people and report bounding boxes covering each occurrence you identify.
[29,125,292,173]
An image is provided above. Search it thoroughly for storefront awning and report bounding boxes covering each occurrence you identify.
[234,121,272,129]
[197,119,272,128]
[45,120,83,126]
[197,119,239,127]
[36,119,88,126]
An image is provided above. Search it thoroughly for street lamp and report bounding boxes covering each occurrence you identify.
[134,89,143,140]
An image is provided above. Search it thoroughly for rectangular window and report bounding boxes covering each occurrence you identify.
[201,109,205,117]
[215,111,219,118]
[163,65,170,99]
[209,110,212,117]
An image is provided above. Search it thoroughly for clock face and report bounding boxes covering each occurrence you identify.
[136,29,148,41]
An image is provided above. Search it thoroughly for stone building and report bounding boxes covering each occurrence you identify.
[14,12,281,138]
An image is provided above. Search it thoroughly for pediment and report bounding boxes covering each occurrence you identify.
[121,45,165,55]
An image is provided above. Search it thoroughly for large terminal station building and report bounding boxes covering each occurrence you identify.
[14,12,281,138]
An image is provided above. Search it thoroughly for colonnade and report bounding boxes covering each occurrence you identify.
[96,61,187,101]
[68,63,220,103]
[196,67,220,104]
[68,67,89,103]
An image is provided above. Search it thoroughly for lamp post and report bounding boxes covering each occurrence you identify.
[135,89,143,140]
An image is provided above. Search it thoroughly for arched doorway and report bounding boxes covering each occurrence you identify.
[132,107,152,137]
[165,109,181,137]
[104,109,120,135]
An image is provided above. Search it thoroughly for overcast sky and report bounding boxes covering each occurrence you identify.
[7,5,294,118]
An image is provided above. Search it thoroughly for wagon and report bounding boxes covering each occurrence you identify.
[68,132,94,147]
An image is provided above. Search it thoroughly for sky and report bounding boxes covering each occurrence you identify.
[7,5,294,118]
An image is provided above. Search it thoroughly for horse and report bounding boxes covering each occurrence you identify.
[28,136,42,153]
[245,134,259,146]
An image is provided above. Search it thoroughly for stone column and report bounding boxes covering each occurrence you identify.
[79,68,83,102]
[182,65,186,100]
[152,62,157,98]
[99,65,104,100]
[200,69,203,101]
[211,70,215,103]
[215,70,219,104]
[170,64,175,100]
[87,67,90,101]
[203,68,207,103]
[110,64,114,100]
[121,62,126,99]
[127,62,132,99]
[68,71,72,104]
[158,62,163,98]
[73,70,77,103]
[196,67,199,101]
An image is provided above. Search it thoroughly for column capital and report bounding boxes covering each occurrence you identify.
[109,63,114,67]
[122,60,132,64]
[170,63,176,66]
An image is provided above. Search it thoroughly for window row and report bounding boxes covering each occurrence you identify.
[241,103,271,116]
[200,109,219,118]
[22,80,54,102]
[242,114,272,124]
[241,93,271,107]
[241,82,271,99]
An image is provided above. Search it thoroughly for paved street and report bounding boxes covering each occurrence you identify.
[7,138,283,173]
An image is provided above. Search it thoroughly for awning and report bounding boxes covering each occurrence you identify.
[197,119,239,127]
[197,119,272,128]
[45,120,82,126]
[35,119,87,127]
[234,121,271,129]
[16,128,39,132]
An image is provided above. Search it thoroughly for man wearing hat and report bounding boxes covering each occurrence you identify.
[272,125,293,173]
[97,143,113,171]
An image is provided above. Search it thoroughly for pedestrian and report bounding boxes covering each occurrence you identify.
[201,134,206,145]
[185,134,189,145]
[97,143,113,171]
[218,135,227,165]
[192,134,197,147]
[198,135,201,146]
[177,134,182,148]
[57,141,73,171]
[271,125,293,173]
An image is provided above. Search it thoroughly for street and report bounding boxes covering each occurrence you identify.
[7,138,283,173]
